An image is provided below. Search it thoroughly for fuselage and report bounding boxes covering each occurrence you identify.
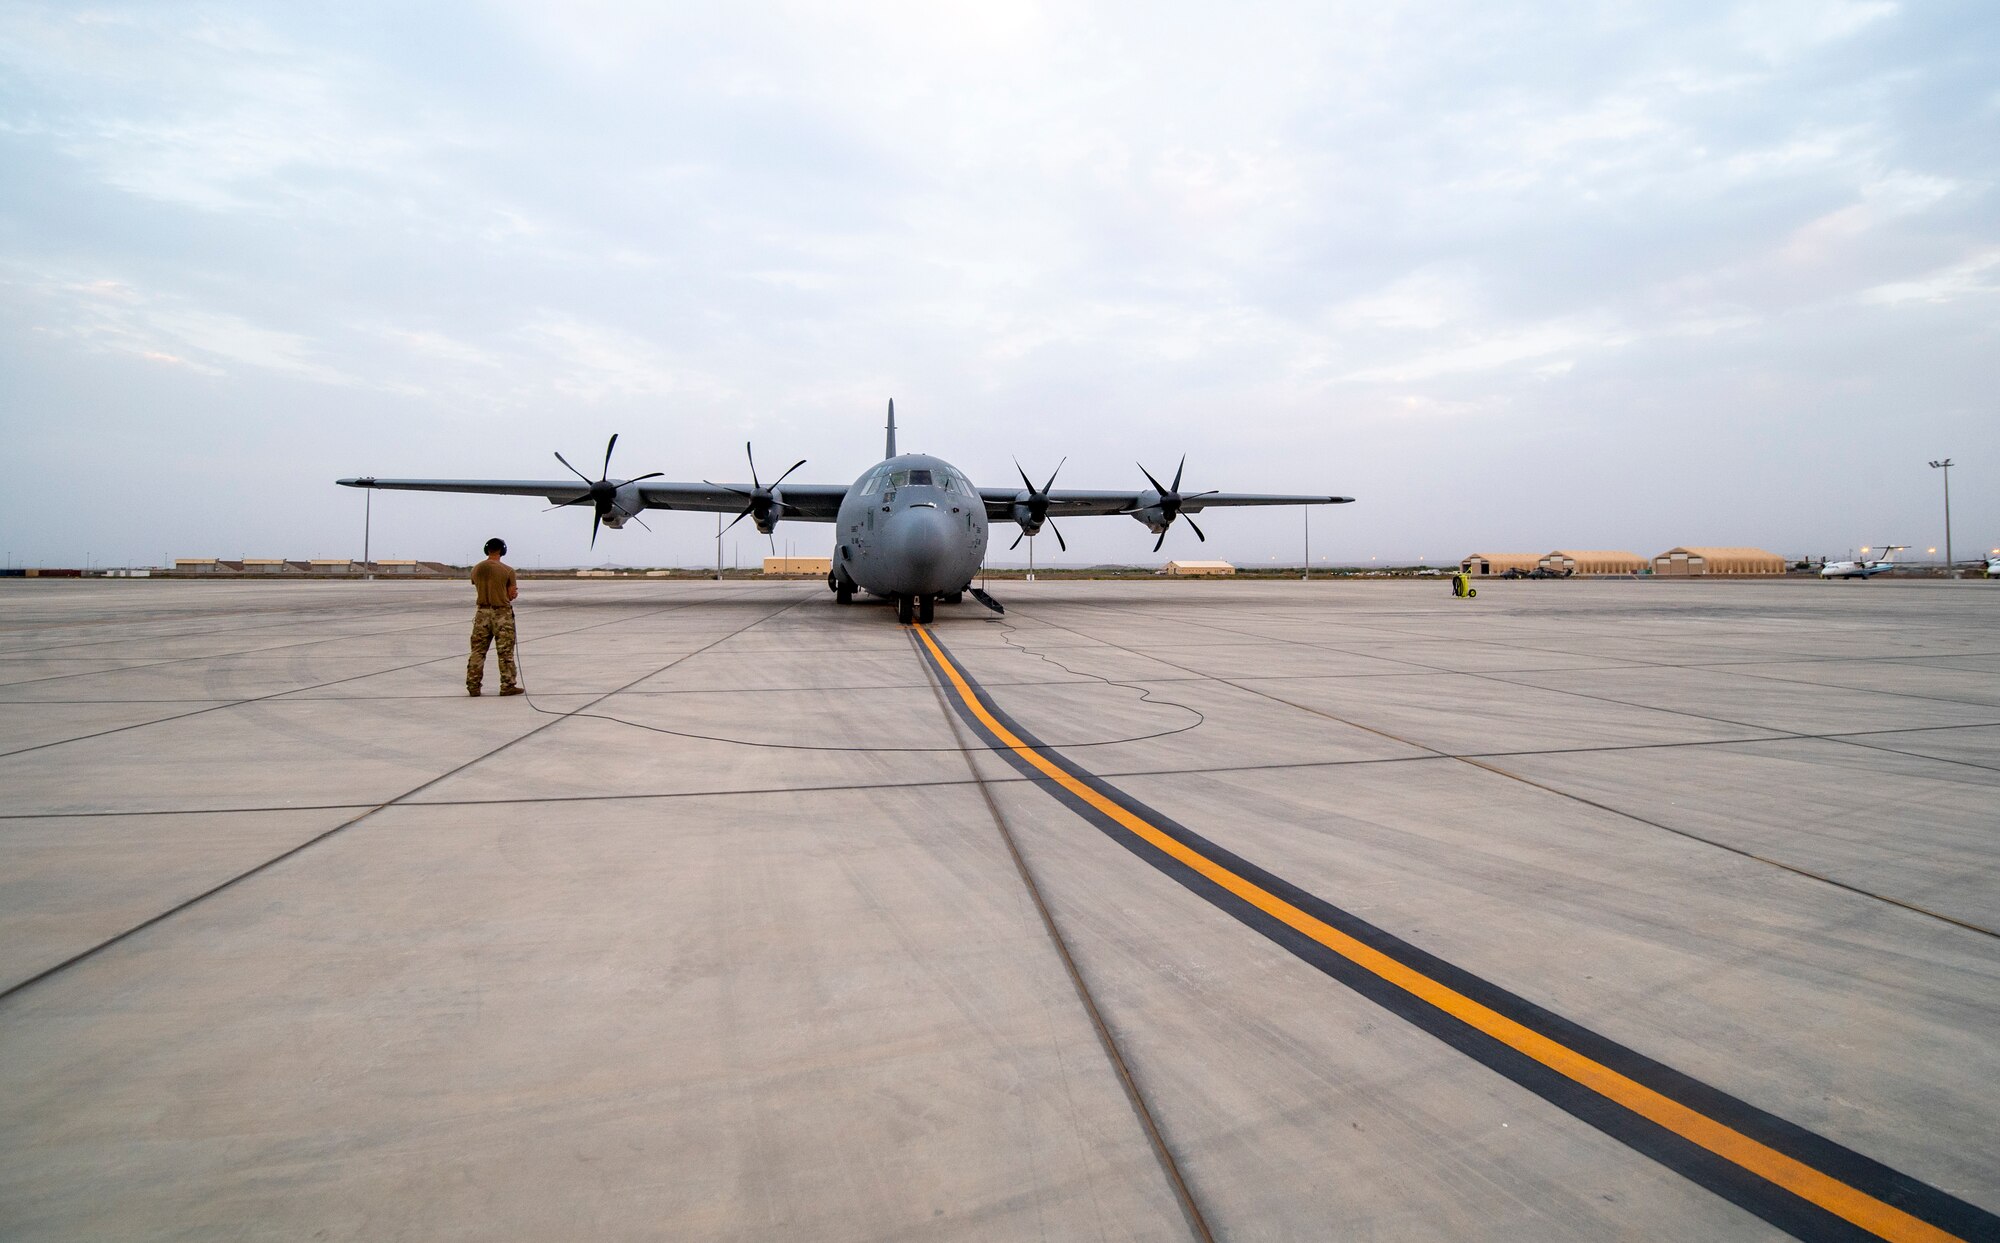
[1820,561,1895,579]
[832,453,989,597]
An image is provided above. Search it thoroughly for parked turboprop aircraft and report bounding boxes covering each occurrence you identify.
[338,402,1354,623]
[1819,546,1908,579]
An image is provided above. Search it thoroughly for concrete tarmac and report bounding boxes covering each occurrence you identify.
[1,577,1995,1240]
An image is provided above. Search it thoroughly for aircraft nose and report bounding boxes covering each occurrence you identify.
[883,506,958,592]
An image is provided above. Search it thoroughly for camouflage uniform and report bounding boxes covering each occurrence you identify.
[468,606,519,692]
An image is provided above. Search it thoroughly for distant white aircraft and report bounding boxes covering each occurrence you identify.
[1985,554,2000,578]
[1820,545,1909,579]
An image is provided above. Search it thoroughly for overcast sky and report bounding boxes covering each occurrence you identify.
[3,1,1995,569]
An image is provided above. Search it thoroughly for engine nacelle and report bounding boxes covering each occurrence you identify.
[1130,504,1169,535]
[600,483,647,530]
[1011,500,1044,536]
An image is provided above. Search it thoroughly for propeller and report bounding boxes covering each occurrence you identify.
[1137,456,1219,552]
[1009,456,1067,551]
[705,442,807,540]
[551,433,664,547]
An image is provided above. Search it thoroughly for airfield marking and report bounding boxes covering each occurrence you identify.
[912,623,1995,1243]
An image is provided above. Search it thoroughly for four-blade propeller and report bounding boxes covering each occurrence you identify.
[1009,457,1067,551]
[1136,456,1219,552]
[552,434,664,547]
[706,442,807,551]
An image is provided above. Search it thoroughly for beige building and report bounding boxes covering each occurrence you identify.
[241,558,303,576]
[763,556,833,576]
[174,559,242,576]
[1165,560,1235,576]
[1540,550,1646,575]
[1653,547,1787,576]
[1460,553,1542,576]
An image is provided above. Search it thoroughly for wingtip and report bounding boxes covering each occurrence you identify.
[336,477,376,488]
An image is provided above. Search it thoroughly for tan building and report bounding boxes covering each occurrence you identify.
[174,558,242,576]
[1653,547,1787,576]
[1460,553,1542,576]
[374,560,421,575]
[308,559,358,574]
[763,556,833,576]
[1540,550,1646,575]
[1165,560,1235,576]
[241,558,303,576]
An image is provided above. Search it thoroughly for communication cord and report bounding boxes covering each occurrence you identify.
[520,613,1209,753]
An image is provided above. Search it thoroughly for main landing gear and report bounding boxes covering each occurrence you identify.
[828,570,855,605]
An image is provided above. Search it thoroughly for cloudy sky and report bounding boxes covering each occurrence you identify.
[2,0,1994,569]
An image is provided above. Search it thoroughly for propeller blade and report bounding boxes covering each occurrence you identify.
[1010,529,1026,551]
[544,494,593,511]
[602,433,619,480]
[1015,458,1035,493]
[1049,519,1066,552]
[630,513,652,531]
[622,472,665,485]
[704,480,755,498]
[1186,515,1206,542]
[721,509,751,535]
[555,451,594,486]
[1138,462,1168,496]
[744,442,760,490]
[590,509,603,548]
[1170,455,1185,494]
[768,533,777,557]
[770,459,808,489]
[1153,529,1167,553]
[1184,489,1219,501]
[1042,457,1066,496]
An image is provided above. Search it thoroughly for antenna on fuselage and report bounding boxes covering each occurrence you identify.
[884,398,897,459]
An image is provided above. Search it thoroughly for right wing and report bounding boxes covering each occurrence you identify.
[337,477,850,521]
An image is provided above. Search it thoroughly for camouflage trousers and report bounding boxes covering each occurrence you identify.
[468,606,519,691]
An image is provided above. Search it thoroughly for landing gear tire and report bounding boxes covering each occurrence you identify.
[897,595,915,625]
[943,590,964,604]
[835,581,853,605]
[918,595,936,624]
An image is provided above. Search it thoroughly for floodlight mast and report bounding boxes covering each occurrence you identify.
[1929,459,1954,575]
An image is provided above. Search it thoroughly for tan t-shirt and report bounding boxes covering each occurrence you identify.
[471,559,516,608]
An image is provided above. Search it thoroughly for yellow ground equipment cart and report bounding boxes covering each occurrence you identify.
[1452,572,1477,599]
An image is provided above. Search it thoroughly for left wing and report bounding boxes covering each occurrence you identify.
[976,488,1353,518]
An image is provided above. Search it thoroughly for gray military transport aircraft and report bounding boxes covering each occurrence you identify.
[338,402,1353,623]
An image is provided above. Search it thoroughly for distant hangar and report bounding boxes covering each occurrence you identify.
[1461,547,1787,576]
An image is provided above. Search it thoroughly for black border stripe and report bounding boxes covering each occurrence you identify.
[917,629,1998,1243]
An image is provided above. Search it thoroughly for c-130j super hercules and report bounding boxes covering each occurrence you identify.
[339,402,1354,624]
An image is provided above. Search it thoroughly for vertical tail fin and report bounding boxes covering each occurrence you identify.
[884,398,897,459]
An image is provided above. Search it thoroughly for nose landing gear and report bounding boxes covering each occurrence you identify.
[897,595,937,625]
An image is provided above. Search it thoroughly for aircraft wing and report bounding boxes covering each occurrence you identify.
[336,477,849,521]
[636,482,847,521]
[976,489,1354,518]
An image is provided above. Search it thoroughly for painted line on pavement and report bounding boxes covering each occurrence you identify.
[912,623,1995,1243]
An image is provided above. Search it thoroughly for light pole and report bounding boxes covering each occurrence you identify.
[1302,508,1309,581]
[362,489,373,580]
[1929,459,1954,575]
